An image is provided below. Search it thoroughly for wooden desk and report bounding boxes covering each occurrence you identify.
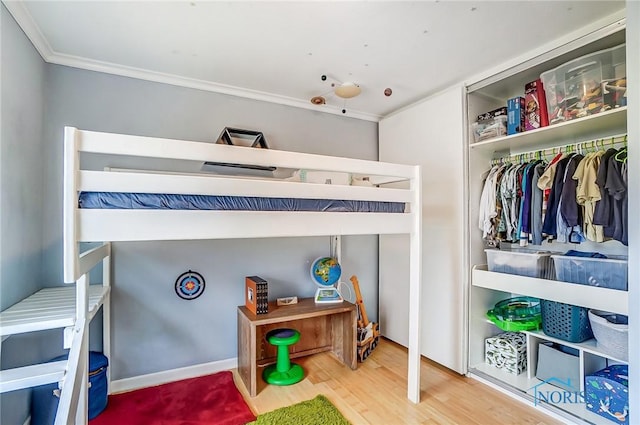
[237,298,357,397]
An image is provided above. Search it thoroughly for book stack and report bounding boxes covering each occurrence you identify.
[245,276,268,315]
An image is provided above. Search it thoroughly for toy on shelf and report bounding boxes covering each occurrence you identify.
[486,296,541,331]
[524,79,549,130]
[310,257,344,303]
[350,275,380,362]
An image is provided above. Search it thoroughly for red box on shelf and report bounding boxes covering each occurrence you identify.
[524,79,549,131]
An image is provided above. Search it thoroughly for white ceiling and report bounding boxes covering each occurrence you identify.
[5,1,626,121]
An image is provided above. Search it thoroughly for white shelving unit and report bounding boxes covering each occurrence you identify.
[472,266,628,316]
[465,21,629,425]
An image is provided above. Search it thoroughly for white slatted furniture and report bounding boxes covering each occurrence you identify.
[53,126,423,424]
[0,243,111,425]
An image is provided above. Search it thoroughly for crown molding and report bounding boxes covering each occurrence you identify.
[3,1,380,123]
[3,0,54,61]
[48,52,381,122]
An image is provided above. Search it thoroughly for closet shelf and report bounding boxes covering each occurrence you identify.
[470,363,615,425]
[522,330,628,364]
[0,285,109,337]
[472,265,628,315]
[469,106,627,153]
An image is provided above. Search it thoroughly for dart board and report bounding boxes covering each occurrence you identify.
[175,270,205,300]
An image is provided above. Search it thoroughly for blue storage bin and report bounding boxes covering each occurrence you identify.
[31,351,108,424]
[585,364,629,424]
[541,300,593,343]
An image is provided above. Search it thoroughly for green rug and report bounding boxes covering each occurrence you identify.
[246,395,351,425]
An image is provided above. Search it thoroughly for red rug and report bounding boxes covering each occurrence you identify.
[90,371,256,425]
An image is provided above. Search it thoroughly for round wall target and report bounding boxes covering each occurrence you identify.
[175,270,205,300]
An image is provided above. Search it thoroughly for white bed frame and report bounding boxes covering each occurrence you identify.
[58,126,422,423]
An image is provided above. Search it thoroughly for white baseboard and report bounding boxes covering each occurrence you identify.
[110,357,238,394]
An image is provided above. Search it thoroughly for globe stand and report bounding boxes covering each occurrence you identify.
[310,257,344,304]
[314,286,343,303]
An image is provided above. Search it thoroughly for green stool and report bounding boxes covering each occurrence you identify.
[263,328,304,386]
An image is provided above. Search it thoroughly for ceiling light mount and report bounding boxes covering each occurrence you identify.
[312,74,362,114]
[334,81,361,99]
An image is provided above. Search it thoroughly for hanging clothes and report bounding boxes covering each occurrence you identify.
[537,153,565,225]
[518,160,543,246]
[542,156,572,239]
[606,150,628,245]
[499,163,519,242]
[559,153,584,229]
[573,151,605,242]
[592,148,618,237]
[484,138,628,247]
[530,162,546,245]
[478,165,506,240]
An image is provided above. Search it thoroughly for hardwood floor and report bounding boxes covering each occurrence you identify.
[233,338,563,425]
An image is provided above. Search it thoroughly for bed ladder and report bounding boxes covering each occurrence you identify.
[0,243,111,425]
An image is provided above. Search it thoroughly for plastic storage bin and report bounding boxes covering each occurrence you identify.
[541,300,593,343]
[472,115,508,143]
[485,249,553,278]
[552,255,628,291]
[541,43,626,124]
[585,365,629,424]
[536,342,580,391]
[31,351,109,424]
[589,310,628,361]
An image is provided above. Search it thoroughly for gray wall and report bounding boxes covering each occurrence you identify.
[42,66,380,379]
[1,4,48,425]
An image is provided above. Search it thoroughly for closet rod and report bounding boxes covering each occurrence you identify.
[491,133,628,165]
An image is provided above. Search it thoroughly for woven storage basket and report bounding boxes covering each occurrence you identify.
[541,300,593,343]
[588,310,628,361]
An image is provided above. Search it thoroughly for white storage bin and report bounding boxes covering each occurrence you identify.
[552,255,628,291]
[485,249,553,278]
[471,116,507,143]
[588,310,628,361]
[541,43,626,124]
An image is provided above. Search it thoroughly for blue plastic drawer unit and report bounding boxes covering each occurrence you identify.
[585,365,629,424]
[31,351,108,425]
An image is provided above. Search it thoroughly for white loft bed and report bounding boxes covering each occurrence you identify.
[59,126,423,422]
[0,243,111,425]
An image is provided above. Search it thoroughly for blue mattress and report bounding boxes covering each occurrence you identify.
[78,192,405,213]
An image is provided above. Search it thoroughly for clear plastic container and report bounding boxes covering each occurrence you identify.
[540,43,626,124]
[552,255,628,291]
[471,116,507,143]
[485,249,553,278]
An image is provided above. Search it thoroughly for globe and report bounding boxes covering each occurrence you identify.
[310,257,342,287]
